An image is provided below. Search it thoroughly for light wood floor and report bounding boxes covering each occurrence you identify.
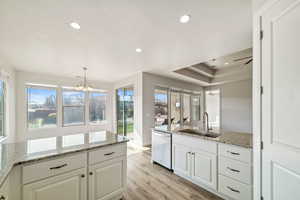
[123,148,223,200]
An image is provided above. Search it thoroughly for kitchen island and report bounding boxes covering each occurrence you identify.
[0,131,129,200]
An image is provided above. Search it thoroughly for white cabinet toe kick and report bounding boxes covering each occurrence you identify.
[172,133,253,200]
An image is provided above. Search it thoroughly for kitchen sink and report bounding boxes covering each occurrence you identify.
[178,129,220,138]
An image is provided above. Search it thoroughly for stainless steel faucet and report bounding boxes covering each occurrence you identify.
[203,112,210,133]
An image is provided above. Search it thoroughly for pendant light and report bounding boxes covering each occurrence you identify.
[76,67,94,91]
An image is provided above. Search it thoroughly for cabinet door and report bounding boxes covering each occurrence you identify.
[23,168,87,200]
[172,144,190,178]
[89,156,126,200]
[191,150,217,190]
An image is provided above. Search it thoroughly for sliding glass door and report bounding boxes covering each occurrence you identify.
[116,87,134,139]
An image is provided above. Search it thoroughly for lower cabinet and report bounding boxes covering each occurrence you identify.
[23,168,87,200]
[21,144,127,200]
[89,156,126,200]
[172,144,190,177]
[172,143,217,190]
[191,150,217,189]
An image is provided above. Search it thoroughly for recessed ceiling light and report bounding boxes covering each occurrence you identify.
[136,48,142,53]
[70,22,81,30]
[180,15,191,23]
[225,62,229,65]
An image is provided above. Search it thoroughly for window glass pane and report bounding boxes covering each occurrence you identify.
[63,106,84,126]
[154,88,168,130]
[63,90,85,126]
[191,95,201,121]
[170,91,181,130]
[205,90,220,131]
[63,91,85,106]
[27,87,57,129]
[89,92,106,123]
[183,94,191,124]
[0,81,5,137]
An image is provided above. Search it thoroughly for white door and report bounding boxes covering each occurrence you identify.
[89,157,126,200]
[172,144,190,178]
[23,168,87,200]
[261,0,300,199]
[191,150,217,190]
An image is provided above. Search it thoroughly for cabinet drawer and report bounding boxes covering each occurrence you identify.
[219,175,252,200]
[173,133,217,154]
[219,156,252,185]
[23,152,87,184]
[218,144,252,163]
[89,144,126,165]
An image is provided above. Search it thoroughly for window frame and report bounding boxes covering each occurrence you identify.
[62,89,86,127]
[88,91,107,125]
[26,85,58,130]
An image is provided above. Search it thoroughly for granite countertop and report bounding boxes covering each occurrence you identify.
[153,128,252,149]
[0,131,129,187]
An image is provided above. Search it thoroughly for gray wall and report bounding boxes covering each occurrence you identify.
[216,79,252,133]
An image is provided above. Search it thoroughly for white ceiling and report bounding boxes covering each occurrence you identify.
[0,0,252,83]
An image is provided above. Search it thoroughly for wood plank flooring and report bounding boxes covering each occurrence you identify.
[123,148,223,200]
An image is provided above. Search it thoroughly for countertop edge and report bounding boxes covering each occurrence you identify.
[153,129,253,149]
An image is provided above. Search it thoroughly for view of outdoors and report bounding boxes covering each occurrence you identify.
[183,93,191,125]
[89,92,106,124]
[0,81,5,137]
[170,91,181,130]
[117,87,134,138]
[63,90,85,126]
[27,87,57,129]
[191,95,201,121]
[154,88,168,130]
[205,90,220,131]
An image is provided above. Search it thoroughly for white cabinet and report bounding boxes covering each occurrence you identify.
[218,144,252,200]
[172,143,190,177]
[172,134,217,190]
[21,143,127,200]
[191,150,217,189]
[89,156,126,200]
[23,168,87,200]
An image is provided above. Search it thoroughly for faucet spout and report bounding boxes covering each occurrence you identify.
[203,112,210,133]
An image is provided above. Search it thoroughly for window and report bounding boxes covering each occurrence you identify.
[154,88,168,130]
[0,81,5,137]
[191,95,201,121]
[89,92,107,124]
[205,90,220,131]
[27,86,57,129]
[170,91,181,130]
[183,93,191,124]
[62,90,85,126]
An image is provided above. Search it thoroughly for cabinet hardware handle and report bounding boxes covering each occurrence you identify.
[227,186,240,193]
[89,172,93,175]
[49,164,68,170]
[227,151,240,155]
[227,167,240,173]
[104,152,115,156]
[81,174,85,178]
[0,195,5,200]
